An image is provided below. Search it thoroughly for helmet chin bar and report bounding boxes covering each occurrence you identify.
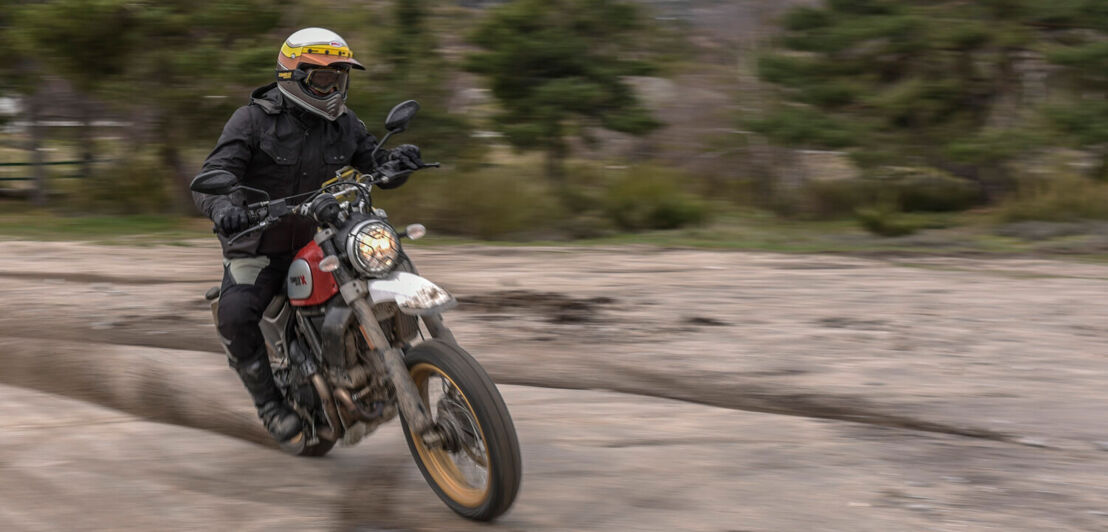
[276,77,348,121]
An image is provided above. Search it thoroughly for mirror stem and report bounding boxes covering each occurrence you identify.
[369,130,396,169]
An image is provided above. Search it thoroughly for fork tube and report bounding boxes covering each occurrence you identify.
[322,239,435,434]
[350,298,434,434]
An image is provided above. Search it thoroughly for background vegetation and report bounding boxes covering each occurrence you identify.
[1,0,1106,253]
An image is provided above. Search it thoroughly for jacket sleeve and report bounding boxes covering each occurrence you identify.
[192,106,255,218]
[350,117,408,189]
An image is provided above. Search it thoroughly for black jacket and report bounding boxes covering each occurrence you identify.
[193,83,406,258]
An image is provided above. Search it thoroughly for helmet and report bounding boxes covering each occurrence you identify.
[276,27,365,121]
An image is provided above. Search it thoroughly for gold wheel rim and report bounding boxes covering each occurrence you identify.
[408,362,492,508]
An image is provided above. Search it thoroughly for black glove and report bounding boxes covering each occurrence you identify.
[388,144,423,171]
[213,204,249,235]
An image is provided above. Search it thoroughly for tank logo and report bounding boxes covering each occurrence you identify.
[289,274,308,286]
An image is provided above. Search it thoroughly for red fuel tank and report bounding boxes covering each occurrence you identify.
[287,241,339,307]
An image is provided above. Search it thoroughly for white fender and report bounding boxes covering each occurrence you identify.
[368,271,457,315]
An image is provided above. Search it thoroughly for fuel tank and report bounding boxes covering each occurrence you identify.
[287,241,339,306]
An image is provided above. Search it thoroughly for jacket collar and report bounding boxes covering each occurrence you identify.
[250,82,325,126]
[250,82,284,115]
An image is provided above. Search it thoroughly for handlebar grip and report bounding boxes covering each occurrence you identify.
[212,208,265,235]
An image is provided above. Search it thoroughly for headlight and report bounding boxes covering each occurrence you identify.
[346,220,400,276]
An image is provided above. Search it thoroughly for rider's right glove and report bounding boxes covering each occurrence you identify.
[388,144,423,171]
[213,204,249,235]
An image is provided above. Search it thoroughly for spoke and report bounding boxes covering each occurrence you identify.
[415,365,492,497]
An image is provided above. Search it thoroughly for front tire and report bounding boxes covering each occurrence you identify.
[401,340,522,521]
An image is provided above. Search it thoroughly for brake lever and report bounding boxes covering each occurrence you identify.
[377,161,441,184]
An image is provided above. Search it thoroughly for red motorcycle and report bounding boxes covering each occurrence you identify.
[191,101,521,521]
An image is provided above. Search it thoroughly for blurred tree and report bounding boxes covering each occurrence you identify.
[5,0,281,212]
[347,0,476,164]
[752,0,1104,199]
[9,0,140,194]
[465,0,661,182]
[0,3,47,205]
[1036,1,1108,179]
[379,0,436,78]
[121,1,282,212]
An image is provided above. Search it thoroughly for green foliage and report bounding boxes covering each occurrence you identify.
[121,1,283,133]
[778,168,981,220]
[434,166,564,239]
[1033,2,1108,178]
[70,152,173,214]
[2,0,285,212]
[892,173,981,213]
[355,92,480,165]
[755,0,1108,194]
[854,205,921,237]
[465,0,662,178]
[1047,100,1108,147]
[377,164,562,240]
[779,179,877,219]
[945,128,1045,166]
[378,0,436,76]
[375,161,707,240]
[9,0,140,92]
[997,176,1108,222]
[346,0,478,166]
[602,166,708,231]
[747,106,859,148]
[9,0,280,124]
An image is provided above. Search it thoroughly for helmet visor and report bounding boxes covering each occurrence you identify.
[304,67,349,97]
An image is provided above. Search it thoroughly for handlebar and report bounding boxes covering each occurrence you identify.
[214,161,440,242]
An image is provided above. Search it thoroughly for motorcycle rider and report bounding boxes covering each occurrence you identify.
[193,28,424,445]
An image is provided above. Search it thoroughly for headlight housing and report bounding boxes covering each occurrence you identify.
[346,220,400,277]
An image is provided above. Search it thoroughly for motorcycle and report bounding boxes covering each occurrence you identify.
[190,100,521,521]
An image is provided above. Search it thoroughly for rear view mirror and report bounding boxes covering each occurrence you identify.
[385,100,420,133]
[190,169,238,195]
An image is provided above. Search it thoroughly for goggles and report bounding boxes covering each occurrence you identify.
[278,66,349,97]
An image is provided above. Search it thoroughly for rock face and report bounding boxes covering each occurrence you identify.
[0,241,1107,530]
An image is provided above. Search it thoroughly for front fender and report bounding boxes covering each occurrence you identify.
[368,271,457,315]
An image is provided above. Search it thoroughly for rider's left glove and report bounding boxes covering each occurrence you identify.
[213,204,249,236]
[388,144,423,171]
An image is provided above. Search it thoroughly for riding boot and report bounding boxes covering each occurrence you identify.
[235,356,303,443]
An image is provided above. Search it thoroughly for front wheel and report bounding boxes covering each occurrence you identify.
[401,340,522,521]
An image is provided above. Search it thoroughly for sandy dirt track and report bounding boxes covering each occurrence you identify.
[0,240,1106,531]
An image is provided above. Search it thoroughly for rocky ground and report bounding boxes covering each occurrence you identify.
[0,240,1106,531]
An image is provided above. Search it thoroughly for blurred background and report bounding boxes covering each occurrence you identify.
[1,0,1106,251]
[2,2,1108,531]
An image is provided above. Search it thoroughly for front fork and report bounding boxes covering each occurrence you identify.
[323,238,452,446]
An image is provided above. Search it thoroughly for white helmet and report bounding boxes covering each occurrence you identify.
[275,27,365,121]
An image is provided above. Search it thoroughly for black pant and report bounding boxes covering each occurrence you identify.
[218,254,292,368]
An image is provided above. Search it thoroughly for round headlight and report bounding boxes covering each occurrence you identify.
[346,220,400,276]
